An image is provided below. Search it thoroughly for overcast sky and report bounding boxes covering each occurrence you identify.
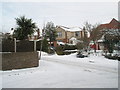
[1,2,118,33]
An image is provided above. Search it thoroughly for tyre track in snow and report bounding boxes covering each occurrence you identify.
[42,57,118,74]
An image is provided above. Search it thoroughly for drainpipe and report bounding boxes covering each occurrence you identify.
[65,31,67,43]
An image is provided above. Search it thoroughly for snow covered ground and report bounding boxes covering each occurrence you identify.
[2,52,118,88]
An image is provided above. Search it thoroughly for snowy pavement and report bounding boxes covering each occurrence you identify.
[2,52,118,88]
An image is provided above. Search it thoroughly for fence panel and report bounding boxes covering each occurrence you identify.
[2,39,35,52]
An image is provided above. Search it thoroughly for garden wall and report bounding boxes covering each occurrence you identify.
[2,52,39,70]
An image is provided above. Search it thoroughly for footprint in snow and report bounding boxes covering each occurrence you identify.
[89,61,94,63]
[14,73,19,75]
[84,69,91,72]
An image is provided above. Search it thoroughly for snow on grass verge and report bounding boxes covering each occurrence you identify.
[2,51,118,88]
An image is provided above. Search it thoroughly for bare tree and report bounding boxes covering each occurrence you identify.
[90,24,101,41]
[83,21,93,33]
[89,24,101,53]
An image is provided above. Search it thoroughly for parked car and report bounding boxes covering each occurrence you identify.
[82,52,89,57]
[76,50,88,58]
[76,52,85,58]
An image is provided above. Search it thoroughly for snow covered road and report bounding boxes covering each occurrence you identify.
[42,57,117,74]
[2,52,118,88]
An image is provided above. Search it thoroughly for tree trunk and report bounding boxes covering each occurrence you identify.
[94,41,96,53]
[48,39,51,53]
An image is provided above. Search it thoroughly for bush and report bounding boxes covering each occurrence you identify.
[36,41,41,51]
[55,46,64,55]
[63,51,76,55]
[104,54,119,61]
[41,38,49,53]
[76,43,85,50]
[63,44,77,50]
[55,44,77,55]
[48,48,55,54]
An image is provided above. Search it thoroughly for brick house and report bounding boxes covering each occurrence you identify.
[90,18,120,50]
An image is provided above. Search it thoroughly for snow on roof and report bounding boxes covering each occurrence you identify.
[69,37,77,41]
[97,39,104,42]
[57,41,65,45]
[98,18,120,29]
[58,26,82,32]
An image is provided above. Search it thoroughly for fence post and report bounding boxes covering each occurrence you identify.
[34,40,36,51]
[14,38,16,52]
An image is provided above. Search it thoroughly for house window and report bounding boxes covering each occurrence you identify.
[57,32,62,37]
[75,32,80,37]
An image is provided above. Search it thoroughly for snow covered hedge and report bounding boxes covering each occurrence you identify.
[55,45,77,55]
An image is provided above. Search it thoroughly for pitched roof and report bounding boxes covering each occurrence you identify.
[57,26,82,32]
[98,18,120,29]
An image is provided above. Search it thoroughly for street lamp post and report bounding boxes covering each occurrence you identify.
[39,36,43,60]
[39,29,45,60]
